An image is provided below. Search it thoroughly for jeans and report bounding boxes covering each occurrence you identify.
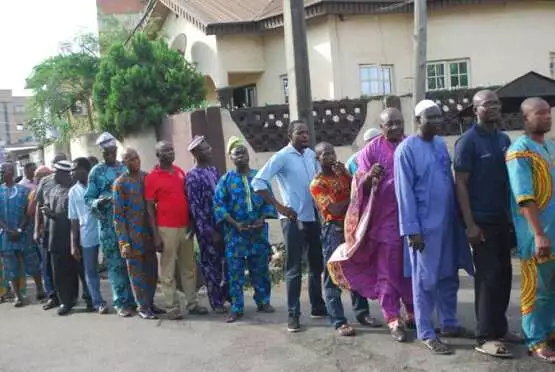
[351,292,370,319]
[322,223,347,328]
[281,218,325,317]
[82,245,105,308]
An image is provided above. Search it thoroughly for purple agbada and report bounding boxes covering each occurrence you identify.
[393,135,473,340]
[356,135,413,323]
[185,166,228,309]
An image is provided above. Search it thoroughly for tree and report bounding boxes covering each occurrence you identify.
[25,33,101,141]
[93,32,205,138]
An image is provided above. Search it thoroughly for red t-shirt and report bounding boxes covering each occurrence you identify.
[144,165,189,228]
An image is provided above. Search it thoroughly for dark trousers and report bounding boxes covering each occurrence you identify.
[351,292,370,319]
[281,219,326,317]
[473,223,513,343]
[51,251,91,307]
[40,233,55,298]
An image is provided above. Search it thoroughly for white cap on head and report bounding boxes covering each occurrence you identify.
[414,100,439,117]
[363,128,381,142]
[53,160,72,172]
[188,135,205,152]
[96,132,117,149]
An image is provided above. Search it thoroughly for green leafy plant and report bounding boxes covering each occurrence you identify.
[93,32,205,138]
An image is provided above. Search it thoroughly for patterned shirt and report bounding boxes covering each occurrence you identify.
[113,171,152,253]
[213,169,277,258]
[186,166,220,242]
[310,172,351,223]
[0,184,30,252]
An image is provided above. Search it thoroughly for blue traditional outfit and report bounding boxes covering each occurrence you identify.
[506,135,555,352]
[84,133,134,310]
[0,184,40,291]
[394,129,473,341]
[113,171,157,311]
[214,167,277,314]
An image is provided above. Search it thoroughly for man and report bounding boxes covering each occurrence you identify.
[44,160,91,315]
[34,153,68,310]
[0,162,44,307]
[311,142,362,337]
[114,148,160,320]
[87,156,99,168]
[345,128,381,176]
[68,157,107,315]
[351,108,414,342]
[506,97,555,363]
[213,137,277,323]
[145,141,208,319]
[454,90,519,357]
[18,162,37,191]
[186,136,228,313]
[252,120,326,332]
[394,100,474,355]
[85,132,135,317]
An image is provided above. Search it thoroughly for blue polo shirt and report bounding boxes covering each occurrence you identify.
[454,124,511,224]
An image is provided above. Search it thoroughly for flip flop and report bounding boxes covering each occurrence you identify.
[529,347,555,364]
[475,341,512,358]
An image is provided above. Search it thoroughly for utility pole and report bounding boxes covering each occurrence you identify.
[283,0,315,147]
[413,0,427,132]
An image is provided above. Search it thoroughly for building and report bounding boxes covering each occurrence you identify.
[135,0,555,108]
[0,90,35,146]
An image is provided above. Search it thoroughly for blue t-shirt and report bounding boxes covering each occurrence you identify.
[453,124,511,224]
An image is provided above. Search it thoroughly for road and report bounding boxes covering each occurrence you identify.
[0,262,551,372]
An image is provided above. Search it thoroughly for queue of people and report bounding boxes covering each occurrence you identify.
[0,93,553,364]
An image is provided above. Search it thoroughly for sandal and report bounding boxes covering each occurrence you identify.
[13,297,24,308]
[423,338,453,355]
[389,320,407,342]
[336,324,356,337]
[213,306,227,314]
[529,345,555,364]
[225,312,243,323]
[475,341,512,358]
[188,305,209,315]
[357,315,382,328]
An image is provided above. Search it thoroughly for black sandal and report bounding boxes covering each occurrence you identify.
[225,312,243,323]
[423,338,453,355]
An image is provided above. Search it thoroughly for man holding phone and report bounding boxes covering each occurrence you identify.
[253,120,326,333]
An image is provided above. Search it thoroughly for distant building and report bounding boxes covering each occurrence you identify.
[0,90,35,146]
[96,0,146,34]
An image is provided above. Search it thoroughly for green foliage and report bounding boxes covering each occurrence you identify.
[94,32,205,138]
[25,33,102,142]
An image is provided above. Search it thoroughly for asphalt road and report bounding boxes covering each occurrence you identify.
[0,262,552,372]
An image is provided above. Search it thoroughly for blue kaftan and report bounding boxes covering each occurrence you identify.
[394,135,473,340]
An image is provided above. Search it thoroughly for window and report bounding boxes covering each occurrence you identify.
[280,74,289,104]
[550,53,555,79]
[16,124,23,131]
[426,59,469,91]
[359,65,393,96]
[231,84,257,108]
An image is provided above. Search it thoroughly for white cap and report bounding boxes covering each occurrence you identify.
[363,128,381,142]
[414,100,439,117]
[53,160,72,172]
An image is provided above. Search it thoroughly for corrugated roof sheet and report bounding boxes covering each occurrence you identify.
[96,0,146,15]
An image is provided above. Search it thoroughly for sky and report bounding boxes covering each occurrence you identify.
[0,0,99,96]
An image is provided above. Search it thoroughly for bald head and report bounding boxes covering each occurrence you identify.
[315,141,337,169]
[123,147,141,173]
[473,90,501,125]
[521,97,552,136]
[122,147,138,161]
[379,107,404,142]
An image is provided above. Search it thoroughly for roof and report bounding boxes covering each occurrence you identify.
[96,0,146,15]
[137,0,517,35]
